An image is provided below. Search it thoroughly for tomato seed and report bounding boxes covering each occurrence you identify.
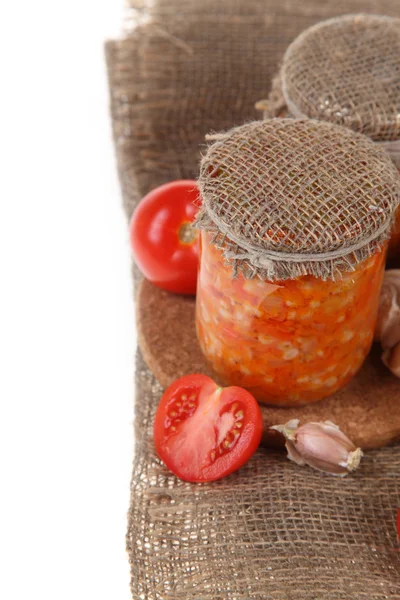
[235,421,243,429]
[235,410,244,420]
[231,402,239,412]
[189,394,196,400]
[181,394,187,400]
[170,411,177,417]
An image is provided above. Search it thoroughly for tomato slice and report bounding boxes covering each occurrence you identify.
[154,374,263,482]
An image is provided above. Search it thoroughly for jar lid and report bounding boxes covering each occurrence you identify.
[196,119,400,281]
[281,14,400,142]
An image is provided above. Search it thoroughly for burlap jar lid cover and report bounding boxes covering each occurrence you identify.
[280,14,400,161]
[196,119,400,282]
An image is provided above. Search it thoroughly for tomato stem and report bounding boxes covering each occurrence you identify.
[178,222,198,245]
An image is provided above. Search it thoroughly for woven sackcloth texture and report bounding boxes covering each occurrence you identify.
[196,118,400,281]
[105,1,400,598]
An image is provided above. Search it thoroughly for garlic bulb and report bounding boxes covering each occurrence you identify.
[375,270,400,378]
[271,419,363,476]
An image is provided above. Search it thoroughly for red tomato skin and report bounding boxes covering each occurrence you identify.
[154,374,263,483]
[130,180,200,295]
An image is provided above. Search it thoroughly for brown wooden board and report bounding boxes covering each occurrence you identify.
[137,278,400,450]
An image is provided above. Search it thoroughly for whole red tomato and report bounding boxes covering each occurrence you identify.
[130,180,200,295]
[154,374,263,482]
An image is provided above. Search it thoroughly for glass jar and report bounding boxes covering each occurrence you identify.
[195,118,399,407]
[196,231,387,406]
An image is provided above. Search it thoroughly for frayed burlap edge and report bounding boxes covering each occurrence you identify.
[194,210,391,281]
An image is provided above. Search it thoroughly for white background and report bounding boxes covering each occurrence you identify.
[0,1,135,598]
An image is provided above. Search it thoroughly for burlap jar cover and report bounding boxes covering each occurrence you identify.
[196,119,399,280]
[257,14,400,166]
[106,1,400,598]
[256,14,400,257]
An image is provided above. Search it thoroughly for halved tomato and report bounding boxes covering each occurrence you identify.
[154,374,263,482]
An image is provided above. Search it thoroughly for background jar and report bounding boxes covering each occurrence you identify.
[195,119,400,407]
[257,14,400,259]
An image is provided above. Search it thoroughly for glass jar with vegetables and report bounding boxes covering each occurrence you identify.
[195,119,400,406]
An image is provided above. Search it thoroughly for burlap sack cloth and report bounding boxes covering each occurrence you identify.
[106,2,400,598]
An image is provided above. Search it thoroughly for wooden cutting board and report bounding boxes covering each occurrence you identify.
[137,279,400,450]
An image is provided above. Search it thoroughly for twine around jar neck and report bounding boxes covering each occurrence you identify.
[202,203,391,269]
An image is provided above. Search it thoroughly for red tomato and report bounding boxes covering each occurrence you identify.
[130,180,200,295]
[154,374,263,482]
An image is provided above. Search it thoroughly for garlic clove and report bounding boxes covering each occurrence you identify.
[270,418,299,441]
[340,447,363,472]
[271,419,363,476]
[375,270,400,378]
[285,440,306,466]
[295,425,355,475]
[376,270,400,347]
[323,420,340,430]
[382,341,400,378]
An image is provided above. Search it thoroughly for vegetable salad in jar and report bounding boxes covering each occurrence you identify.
[195,119,400,406]
[196,232,386,406]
